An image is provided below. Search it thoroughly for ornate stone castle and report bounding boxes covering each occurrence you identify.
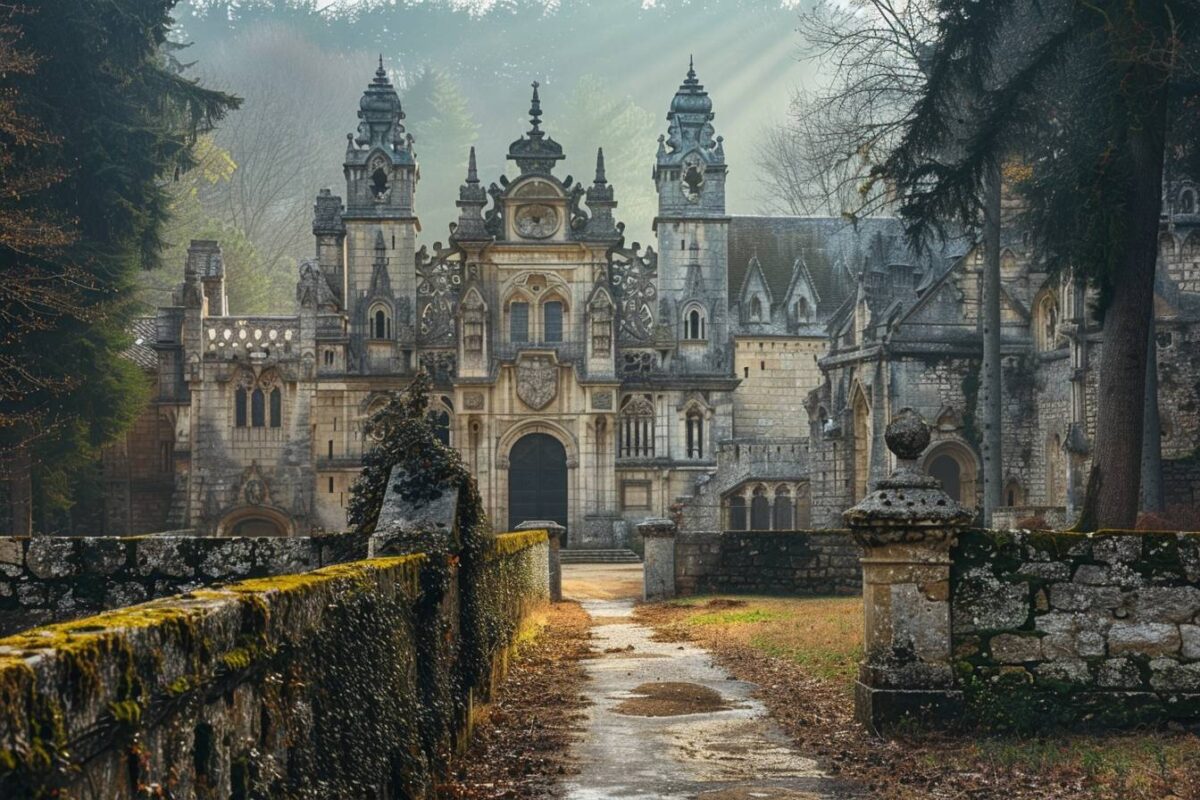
[97,61,1200,544]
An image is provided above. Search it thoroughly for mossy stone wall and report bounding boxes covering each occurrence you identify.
[951,529,1200,729]
[0,532,371,636]
[0,531,549,798]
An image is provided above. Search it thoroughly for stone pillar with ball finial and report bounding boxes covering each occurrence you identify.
[843,408,974,730]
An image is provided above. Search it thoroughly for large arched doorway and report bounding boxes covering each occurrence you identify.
[508,433,568,538]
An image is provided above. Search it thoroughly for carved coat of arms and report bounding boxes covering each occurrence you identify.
[516,355,558,410]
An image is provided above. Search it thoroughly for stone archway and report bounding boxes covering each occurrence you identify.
[922,441,979,508]
[217,505,293,537]
[507,433,568,539]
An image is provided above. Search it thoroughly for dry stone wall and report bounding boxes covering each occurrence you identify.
[951,529,1200,727]
[0,532,369,636]
[675,530,860,596]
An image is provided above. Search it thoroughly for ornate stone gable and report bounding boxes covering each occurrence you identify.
[516,354,558,410]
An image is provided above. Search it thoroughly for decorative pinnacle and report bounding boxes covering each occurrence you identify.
[374,54,387,83]
[685,54,698,85]
[528,81,543,136]
[594,148,607,185]
[885,408,931,463]
[466,146,478,183]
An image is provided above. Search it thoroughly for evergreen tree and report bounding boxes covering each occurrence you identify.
[0,1,239,531]
[883,0,1200,528]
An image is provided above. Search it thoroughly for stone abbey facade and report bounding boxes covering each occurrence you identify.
[96,60,1200,544]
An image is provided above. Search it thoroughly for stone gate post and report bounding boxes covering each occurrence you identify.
[843,409,973,731]
[639,517,677,601]
[515,520,564,602]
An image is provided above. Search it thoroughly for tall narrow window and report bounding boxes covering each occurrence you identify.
[269,388,282,428]
[510,302,529,343]
[686,410,704,459]
[428,409,451,446]
[251,389,265,428]
[750,486,771,530]
[543,301,563,343]
[235,388,248,428]
[773,486,793,530]
[619,395,655,458]
[374,309,388,340]
[728,496,747,530]
[686,309,704,340]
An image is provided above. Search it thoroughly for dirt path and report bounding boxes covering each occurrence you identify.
[562,592,858,800]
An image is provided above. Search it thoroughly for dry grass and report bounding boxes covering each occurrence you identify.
[636,595,1200,800]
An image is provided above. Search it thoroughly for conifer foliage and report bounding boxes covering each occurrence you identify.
[0,1,238,528]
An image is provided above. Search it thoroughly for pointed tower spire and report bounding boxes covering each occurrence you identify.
[508,79,564,175]
[466,146,479,184]
[594,148,607,186]
[528,81,543,136]
[687,54,697,84]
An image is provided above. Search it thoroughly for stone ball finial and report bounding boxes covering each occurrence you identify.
[884,408,930,461]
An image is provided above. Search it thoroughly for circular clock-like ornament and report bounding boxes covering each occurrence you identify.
[514,204,560,239]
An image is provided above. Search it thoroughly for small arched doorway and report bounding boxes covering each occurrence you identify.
[923,441,979,508]
[508,433,568,538]
[928,454,962,502]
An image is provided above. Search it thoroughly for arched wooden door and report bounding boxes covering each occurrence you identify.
[508,433,568,539]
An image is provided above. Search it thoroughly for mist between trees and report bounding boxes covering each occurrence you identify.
[157,0,818,315]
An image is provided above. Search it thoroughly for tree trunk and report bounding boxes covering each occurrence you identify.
[1140,313,1164,513]
[1078,71,1169,530]
[980,162,1003,524]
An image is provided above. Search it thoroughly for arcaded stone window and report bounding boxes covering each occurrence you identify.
[235,371,282,430]
[371,306,391,340]
[684,306,706,340]
[750,485,771,530]
[269,388,281,428]
[727,495,747,530]
[251,389,265,428]
[773,486,793,530]
[235,387,248,427]
[619,394,655,458]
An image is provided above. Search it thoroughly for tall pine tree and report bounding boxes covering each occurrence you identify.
[0,1,238,532]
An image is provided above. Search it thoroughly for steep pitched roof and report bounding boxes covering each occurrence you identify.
[123,317,157,371]
[728,216,915,318]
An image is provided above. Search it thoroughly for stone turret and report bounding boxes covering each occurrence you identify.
[452,147,489,242]
[583,148,621,241]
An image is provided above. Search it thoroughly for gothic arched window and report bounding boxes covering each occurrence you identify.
[373,308,391,340]
[685,307,706,340]
[543,300,564,343]
[235,387,248,428]
[686,408,704,458]
[269,388,282,428]
[619,394,655,458]
[1036,292,1059,351]
[509,300,529,343]
[750,485,771,530]
[371,167,389,200]
[251,389,266,428]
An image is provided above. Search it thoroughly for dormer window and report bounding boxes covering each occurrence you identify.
[371,167,390,201]
[750,296,763,321]
[794,297,810,322]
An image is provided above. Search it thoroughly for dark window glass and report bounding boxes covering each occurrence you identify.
[773,491,793,530]
[429,410,450,446]
[511,302,529,342]
[235,388,247,428]
[251,389,265,428]
[544,301,563,342]
[728,497,747,530]
[750,491,771,530]
[269,388,282,428]
[374,310,387,339]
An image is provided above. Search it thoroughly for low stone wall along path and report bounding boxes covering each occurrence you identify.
[563,564,856,799]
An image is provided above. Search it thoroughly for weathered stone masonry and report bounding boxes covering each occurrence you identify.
[0,532,370,636]
[0,529,549,798]
[673,530,860,597]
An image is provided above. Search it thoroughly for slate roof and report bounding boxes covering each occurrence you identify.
[727,216,917,318]
[123,316,157,371]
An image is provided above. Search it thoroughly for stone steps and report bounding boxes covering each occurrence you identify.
[560,548,643,564]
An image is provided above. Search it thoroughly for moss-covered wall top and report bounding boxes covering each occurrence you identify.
[0,528,551,798]
[951,529,1200,729]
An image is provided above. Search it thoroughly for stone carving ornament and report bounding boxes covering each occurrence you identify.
[516,355,558,410]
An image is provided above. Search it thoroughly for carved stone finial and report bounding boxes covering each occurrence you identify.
[842,408,973,534]
[885,407,931,463]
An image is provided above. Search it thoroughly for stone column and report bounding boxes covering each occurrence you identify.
[639,517,677,601]
[516,520,563,602]
[843,409,972,731]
